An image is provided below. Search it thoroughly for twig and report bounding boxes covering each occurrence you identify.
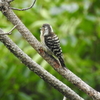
[0,25,17,35]
[10,0,36,11]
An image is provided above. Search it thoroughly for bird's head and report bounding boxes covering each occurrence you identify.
[40,24,53,36]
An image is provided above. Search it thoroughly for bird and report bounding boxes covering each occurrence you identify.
[40,23,66,67]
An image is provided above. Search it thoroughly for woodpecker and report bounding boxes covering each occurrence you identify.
[40,23,66,67]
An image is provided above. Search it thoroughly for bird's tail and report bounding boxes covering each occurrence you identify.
[58,56,66,67]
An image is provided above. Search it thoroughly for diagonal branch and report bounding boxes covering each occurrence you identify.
[0,29,84,100]
[0,0,100,100]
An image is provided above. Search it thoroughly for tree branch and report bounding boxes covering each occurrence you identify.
[10,0,36,11]
[0,25,17,35]
[0,29,84,100]
[0,0,100,100]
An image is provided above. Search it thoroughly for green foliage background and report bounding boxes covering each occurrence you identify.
[0,0,100,100]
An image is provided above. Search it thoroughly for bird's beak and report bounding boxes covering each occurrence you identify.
[40,27,43,30]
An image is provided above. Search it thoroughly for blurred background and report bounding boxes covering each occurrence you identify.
[0,0,100,100]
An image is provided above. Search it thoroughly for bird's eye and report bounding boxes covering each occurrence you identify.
[43,25,45,28]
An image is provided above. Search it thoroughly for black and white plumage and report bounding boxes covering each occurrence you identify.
[40,23,66,67]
